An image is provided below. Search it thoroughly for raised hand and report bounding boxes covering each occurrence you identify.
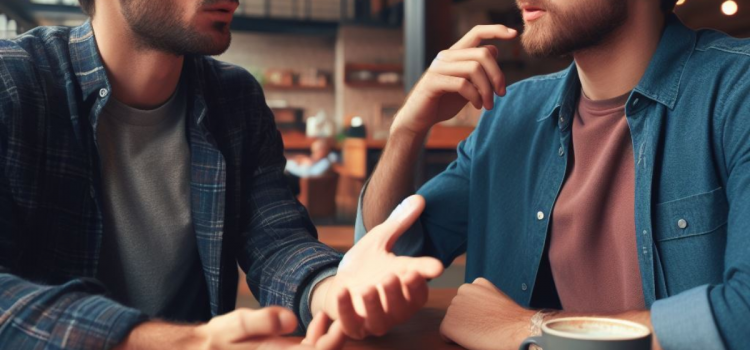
[392,25,517,135]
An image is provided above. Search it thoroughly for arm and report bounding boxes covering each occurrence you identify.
[440,278,662,350]
[235,85,342,329]
[643,77,750,350]
[358,25,517,257]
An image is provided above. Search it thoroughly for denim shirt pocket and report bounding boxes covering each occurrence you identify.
[653,187,728,295]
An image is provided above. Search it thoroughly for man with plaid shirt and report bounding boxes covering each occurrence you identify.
[0,0,443,349]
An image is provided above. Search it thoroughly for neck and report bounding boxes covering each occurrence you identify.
[574,9,666,101]
[91,3,184,109]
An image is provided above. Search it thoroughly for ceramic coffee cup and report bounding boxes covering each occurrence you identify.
[519,317,652,350]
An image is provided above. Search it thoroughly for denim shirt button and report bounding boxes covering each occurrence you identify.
[632,97,640,107]
[537,211,545,220]
[521,283,528,291]
[678,219,688,229]
[99,88,108,98]
[558,146,564,157]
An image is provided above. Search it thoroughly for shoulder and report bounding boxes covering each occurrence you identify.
[1,26,72,66]
[0,26,72,95]
[694,29,750,59]
[689,30,750,109]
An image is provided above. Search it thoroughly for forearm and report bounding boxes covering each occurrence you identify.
[362,125,429,230]
[113,322,202,350]
[0,274,147,350]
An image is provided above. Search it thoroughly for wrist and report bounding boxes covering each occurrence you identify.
[115,321,203,350]
[311,276,336,317]
[389,121,430,144]
[390,109,433,137]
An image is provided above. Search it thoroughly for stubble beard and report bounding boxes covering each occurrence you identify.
[520,0,629,58]
[120,0,232,56]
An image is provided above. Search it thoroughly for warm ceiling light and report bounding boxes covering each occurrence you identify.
[722,0,738,15]
[676,0,686,5]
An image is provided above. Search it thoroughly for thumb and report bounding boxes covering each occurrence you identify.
[379,195,425,252]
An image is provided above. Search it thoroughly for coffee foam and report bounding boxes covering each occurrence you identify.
[544,318,651,341]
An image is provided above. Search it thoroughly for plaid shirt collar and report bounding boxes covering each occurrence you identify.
[68,21,209,133]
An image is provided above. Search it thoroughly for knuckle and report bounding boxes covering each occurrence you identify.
[481,47,493,59]
[457,79,471,91]
[469,61,481,73]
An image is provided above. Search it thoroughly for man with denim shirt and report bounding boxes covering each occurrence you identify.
[357,0,750,349]
[0,0,445,348]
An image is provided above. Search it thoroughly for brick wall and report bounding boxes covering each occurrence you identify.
[218,31,338,123]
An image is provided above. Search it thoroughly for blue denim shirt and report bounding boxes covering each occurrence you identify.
[0,22,341,348]
[356,15,749,350]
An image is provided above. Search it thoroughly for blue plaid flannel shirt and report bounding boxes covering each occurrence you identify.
[0,21,342,349]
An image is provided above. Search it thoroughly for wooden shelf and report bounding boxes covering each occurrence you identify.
[345,63,403,72]
[264,84,333,92]
[345,62,404,89]
[345,81,403,89]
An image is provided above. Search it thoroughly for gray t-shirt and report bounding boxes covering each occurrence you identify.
[95,85,210,322]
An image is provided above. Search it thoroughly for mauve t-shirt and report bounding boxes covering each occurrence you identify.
[548,91,646,313]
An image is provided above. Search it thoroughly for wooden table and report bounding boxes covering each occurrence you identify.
[291,288,464,350]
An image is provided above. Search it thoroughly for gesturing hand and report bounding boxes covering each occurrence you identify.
[440,278,535,350]
[313,195,444,339]
[392,25,517,135]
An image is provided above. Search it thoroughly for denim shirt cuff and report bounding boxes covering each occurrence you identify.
[299,266,338,330]
[651,285,725,350]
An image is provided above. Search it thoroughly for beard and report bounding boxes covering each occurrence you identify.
[120,0,233,56]
[519,0,628,58]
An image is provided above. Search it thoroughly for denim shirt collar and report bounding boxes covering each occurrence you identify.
[68,21,209,131]
[546,14,697,124]
[633,14,697,110]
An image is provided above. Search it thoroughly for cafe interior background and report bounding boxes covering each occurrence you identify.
[1,0,748,308]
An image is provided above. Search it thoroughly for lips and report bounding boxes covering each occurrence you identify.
[521,6,546,22]
[203,1,239,14]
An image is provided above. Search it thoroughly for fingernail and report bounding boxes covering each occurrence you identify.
[509,28,517,34]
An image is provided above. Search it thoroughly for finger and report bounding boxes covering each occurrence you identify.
[380,274,410,323]
[361,286,390,336]
[451,25,517,50]
[302,312,331,346]
[435,46,505,95]
[402,271,429,313]
[430,60,495,110]
[403,256,444,279]
[336,288,366,340]
[255,338,314,350]
[220,307,298,343]
[314,321,347,350]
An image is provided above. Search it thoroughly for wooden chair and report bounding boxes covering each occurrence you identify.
[335,138,368,222]
[298,171,339,220]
